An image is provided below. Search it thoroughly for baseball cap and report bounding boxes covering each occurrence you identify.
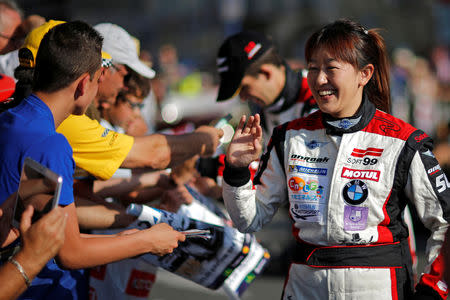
[0,74,15,103]
[94,23,155,79]
[18,20,65,68]
[18,20,112,68]
[216,31,273,101]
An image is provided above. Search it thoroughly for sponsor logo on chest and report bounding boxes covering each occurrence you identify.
[341,167,380,182]
[342,180,369,205]
[351,147,383,158]
[289,165,327,176]
[290,154,329,163]
[346,147,383,165]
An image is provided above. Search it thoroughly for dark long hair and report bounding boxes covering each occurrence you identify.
[305,19,390,113]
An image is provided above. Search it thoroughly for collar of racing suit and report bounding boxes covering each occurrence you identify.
[321,95,376,136]
[265,62,301,114]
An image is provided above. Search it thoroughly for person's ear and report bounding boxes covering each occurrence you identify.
[74,73,90,99]
[98,99,111,111]
[359,64,374,87]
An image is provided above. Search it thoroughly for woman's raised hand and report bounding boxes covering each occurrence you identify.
[226,114,263,168]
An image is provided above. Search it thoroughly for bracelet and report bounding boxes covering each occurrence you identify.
[8,256,31,287]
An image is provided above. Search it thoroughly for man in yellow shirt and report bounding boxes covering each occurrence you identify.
[55,23,221,181]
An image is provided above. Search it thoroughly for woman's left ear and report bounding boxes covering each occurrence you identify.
[359,64,374,87]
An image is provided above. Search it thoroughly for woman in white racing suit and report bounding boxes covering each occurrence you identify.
[222,19,450,300]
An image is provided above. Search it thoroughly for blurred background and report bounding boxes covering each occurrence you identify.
[17,0,450,134]
[15,0,450,299]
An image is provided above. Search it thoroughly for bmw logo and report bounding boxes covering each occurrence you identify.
[342,180,368,205]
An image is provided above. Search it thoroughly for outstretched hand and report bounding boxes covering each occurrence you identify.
[226,114,263,168]
[195,126,224,157]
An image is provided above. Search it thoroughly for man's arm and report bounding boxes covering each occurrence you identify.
[93,169,171,198]
[75,197,136,230]
[57,203,185,269]
[122,126,223,169]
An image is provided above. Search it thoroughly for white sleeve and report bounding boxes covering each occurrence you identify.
[222,145,287,233]
[405,150,449,267]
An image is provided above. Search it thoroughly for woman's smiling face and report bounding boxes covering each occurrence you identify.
[307,47,372,118]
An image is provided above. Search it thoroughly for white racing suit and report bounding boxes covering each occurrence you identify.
[222,98,450,300]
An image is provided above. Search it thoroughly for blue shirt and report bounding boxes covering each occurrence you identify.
[0,94,87,299]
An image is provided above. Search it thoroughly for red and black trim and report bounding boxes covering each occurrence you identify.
[291,239,410,268]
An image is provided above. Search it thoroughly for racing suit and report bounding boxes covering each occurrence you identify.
[222,98,450,299]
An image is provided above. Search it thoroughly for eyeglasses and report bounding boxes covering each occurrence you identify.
[125,98,145,110]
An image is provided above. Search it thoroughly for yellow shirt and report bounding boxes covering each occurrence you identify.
[56,114,134,180]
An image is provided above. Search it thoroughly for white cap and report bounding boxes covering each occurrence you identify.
[94,23,155,79]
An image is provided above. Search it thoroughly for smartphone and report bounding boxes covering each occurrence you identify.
[12,157,63,228]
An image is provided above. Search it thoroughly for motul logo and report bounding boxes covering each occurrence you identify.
[351,147,383,158]
[244,41,261,59]
[341,167,380,182]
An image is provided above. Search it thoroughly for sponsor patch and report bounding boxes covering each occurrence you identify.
[125,269,156,297]
[290,202,320,221]
[342,180,368,205]
[341,167,380,182]
[343,206,369,231]
[288,177,306,192]
[291,185,324,201]
[414,132,428,142]
[326,116,361,129]
[288,165,327,176]
[351,147,383,158]
[428,164,441,176]
[290,154,329,163]
[305,140,329,149]
[101,128,110,137]
[346,157,378,165]
[338,119,352,129]
[244,41,261,59]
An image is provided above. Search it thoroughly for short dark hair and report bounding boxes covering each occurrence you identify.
[244,47,284,77]
[33,21,102,93]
